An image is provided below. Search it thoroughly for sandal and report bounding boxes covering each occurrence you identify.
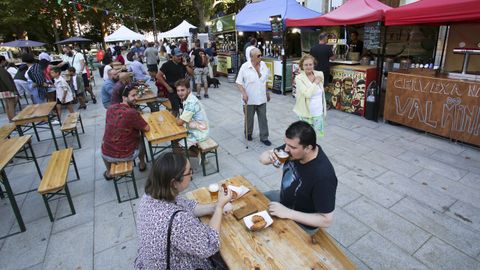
[103,171,114,181]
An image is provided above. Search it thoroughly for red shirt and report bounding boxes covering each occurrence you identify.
[102,103,148,158]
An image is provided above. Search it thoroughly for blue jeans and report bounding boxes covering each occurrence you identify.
[29,82,46,104]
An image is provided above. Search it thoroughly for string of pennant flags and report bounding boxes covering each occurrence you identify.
[51,0,152,21]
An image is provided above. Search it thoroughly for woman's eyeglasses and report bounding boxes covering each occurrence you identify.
[255,54,262,58]
[183,168,193,177]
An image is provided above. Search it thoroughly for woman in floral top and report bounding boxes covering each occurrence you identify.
[135,152,232,270]
[175,79,209,148]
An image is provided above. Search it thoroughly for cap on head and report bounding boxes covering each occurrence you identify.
[173,48,183,57]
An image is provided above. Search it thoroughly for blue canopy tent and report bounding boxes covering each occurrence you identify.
[236,0,321,32]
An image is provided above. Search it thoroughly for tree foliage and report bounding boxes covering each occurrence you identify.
[0,0,246,46]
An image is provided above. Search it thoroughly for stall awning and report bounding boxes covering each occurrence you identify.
[159,20,197,38]
[236,0,321,32]
[105,26,145,42]
[385,0,480,26]
[286,0,391,27]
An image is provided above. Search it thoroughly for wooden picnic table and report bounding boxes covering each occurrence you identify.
[141,111,188,161]
[11,102,59,150]
[0,135,42,237]
[186,176,356,270]
[135,90,158,104]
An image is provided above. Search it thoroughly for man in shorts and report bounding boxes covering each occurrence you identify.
[190,39,209,99]
[50,67,74,121]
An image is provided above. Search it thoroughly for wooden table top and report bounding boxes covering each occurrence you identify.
[186,176,356,270]
[0,135,31,171]
[135,91,157,104]
[141,111,187,144]
[12,102,56,123]
[0,123,16,140]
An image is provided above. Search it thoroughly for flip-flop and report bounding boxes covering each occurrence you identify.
[103,171,114,181]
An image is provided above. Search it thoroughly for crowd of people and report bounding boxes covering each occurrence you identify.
[0,33,339,270]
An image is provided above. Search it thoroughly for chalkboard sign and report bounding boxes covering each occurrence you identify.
[364,22,381,50]
[270,15,284,45]
[272,75,282,93]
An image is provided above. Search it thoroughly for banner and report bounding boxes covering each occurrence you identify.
[384,72,480,146]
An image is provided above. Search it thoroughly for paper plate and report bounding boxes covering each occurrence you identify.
[243,210,273,231]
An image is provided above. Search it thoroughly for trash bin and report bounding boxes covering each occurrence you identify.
[365,80,378,121]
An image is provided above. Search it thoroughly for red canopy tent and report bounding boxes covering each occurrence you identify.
[286,0,391,27]
[385,0,480,26]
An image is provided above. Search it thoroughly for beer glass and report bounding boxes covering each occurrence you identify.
[273,149,289,168]
[208,183,219,201]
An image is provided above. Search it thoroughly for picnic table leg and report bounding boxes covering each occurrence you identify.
[16,125,24,136]
[62,131,68,149]
[71,152,80,180]
[48,118,59,150]
[79,114,85,133]
[32,122,40,142]
[28,141,43,179]
[183,138,189,159]
[0,184,4,199]
[148,141,155,163]
[75,129,82,149]
[1,170,26,232]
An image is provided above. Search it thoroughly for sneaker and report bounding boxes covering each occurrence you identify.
[196,95,202,100]
[247,135,252,141]
[204,94,209,98]
[92,97,97,104]
[78,105,87,110]
[51,120,60,125]
[261,139,272,146]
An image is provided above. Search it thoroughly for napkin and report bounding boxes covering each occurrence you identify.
[227,185,250,199]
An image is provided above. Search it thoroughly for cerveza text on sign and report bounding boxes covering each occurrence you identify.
[384,72,480,146]
[393,77,480,97]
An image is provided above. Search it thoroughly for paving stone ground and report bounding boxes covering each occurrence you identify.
[0,70,479,270]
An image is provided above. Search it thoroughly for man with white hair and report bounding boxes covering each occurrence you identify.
[236,47,272,146]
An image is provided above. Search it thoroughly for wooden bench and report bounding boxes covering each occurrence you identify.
[160,99,172,111]
[0,123,16,140]
[60,112,85,149]
[109,161,139,203]
[198,138,219,176]
[38,148,80,222]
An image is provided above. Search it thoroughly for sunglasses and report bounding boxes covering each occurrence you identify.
[255,54,262,58]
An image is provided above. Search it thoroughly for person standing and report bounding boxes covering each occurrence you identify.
[0,56,18,121]
[144,42,159,73]
[348,31,364,54]
[309,32,335,87]
[14,63,31,103]
[24,54,47,104]
[245,37,257,62]
[68,67,87,109]
[157,48,193,115]
[57,46,97,104]
[236,48,272,146]
[50,67,74,120]
[190,39,209,99]
[259,121,337,234]
[293,54,327,138]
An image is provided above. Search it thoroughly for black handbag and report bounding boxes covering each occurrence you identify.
[166,210,183,270]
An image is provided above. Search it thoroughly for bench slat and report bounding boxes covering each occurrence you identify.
[61,112,80,131]
[198,138,218,152]
[0,123,16,140]
[110,161,134,177]
[38,148,73,194]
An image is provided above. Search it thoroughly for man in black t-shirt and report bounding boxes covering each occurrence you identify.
[309,32,335,87]
[260,121,337,232]
[190,39,209,99]
[157,48,193,115]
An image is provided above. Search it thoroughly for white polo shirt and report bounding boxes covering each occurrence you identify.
[236,60,270,105]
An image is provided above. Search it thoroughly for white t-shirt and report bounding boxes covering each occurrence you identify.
[62,51,86,74]
[309,85,324,116]
[236,61,270,105]
[103,64,112,80]
[54,76,74,103]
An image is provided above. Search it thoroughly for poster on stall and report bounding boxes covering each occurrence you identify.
[327,67,368,116]
[263,59,274,89]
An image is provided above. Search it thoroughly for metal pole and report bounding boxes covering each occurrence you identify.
[151,0,158,42]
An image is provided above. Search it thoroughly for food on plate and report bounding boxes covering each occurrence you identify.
[250,215,267,231]
[221,183,228,195]
[231,190,238,200]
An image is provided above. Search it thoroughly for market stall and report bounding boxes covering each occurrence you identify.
[236,0,321,94]
[105,25,145,42]
[383,0,480,146]
[286,0,391,118]
[207,14,240,77]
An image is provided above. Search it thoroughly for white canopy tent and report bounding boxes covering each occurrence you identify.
[158,20,197,38]
[105,25,145,42]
